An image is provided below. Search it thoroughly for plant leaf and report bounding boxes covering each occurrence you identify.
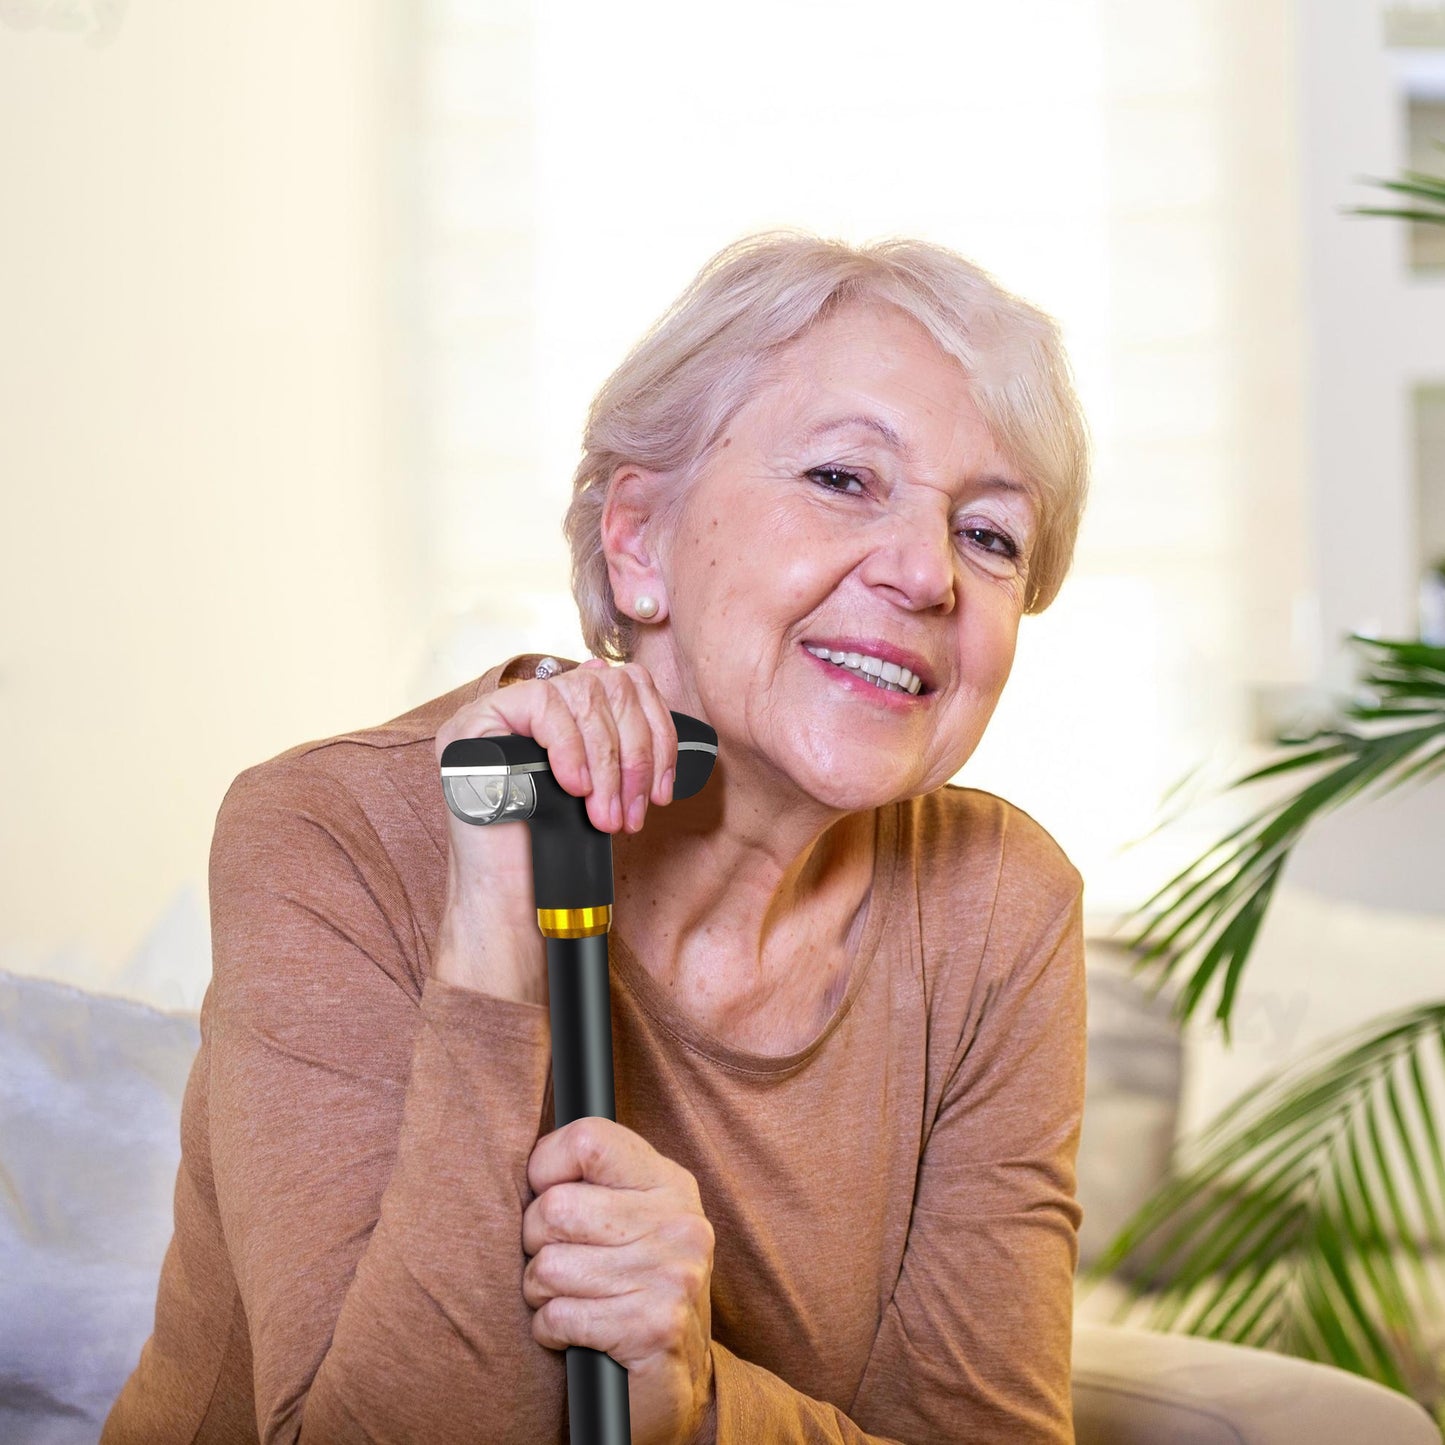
[1089,1006,1445,1399]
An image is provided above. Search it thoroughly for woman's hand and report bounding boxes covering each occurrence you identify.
[430,658,678,1005]
[523,1117,717,1445]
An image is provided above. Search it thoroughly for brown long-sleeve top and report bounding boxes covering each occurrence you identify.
[102,651,1088,1445]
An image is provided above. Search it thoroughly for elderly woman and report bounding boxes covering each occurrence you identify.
[104,231,1091,1445]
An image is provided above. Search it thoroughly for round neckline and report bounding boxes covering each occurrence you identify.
[608,802,902,1076]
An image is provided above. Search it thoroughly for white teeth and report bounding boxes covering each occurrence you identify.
[805,644,924,695]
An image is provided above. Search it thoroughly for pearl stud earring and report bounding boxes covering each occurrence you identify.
[634,595,659,619]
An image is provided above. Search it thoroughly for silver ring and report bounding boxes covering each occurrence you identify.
[533,656,562,680]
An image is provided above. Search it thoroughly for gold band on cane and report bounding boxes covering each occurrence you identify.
[536,905,612,939]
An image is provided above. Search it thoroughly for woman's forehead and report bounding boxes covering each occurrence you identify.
[742,373,1003,465]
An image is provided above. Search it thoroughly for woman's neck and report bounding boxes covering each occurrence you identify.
[609,797,877,994]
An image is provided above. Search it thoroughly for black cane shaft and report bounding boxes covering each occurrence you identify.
[565,1345,630,1445]
[547,934,618,1125]
[546,933,631,1445]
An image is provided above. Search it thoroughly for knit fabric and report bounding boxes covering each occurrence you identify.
[102,653,1087,1444]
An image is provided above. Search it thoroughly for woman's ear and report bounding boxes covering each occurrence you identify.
[601,464,674,610]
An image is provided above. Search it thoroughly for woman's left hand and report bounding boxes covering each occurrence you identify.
[523,1117,717,1445]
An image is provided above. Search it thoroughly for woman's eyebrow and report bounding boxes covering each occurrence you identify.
[802,413,910,455]
[801,413,1035,509]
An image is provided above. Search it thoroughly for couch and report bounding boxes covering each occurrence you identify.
[1,967,1438,1444]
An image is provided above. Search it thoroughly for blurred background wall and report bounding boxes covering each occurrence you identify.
[1,0,1440,1134]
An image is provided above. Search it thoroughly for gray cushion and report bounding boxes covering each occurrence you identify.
[0,970,199,1444]
[1078,938,1184,1273]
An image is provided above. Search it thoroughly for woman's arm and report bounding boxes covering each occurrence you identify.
[206,755,569,1444]
[698,879,1088,1445]
[846,881,1087,1442]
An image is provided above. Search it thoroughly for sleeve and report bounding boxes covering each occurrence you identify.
[205,758,569,1445]
[703,871,1088,1444]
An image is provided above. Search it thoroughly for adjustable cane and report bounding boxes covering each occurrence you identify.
[439,711,719,1445]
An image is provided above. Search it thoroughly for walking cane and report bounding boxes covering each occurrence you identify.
[439,710,719,1445]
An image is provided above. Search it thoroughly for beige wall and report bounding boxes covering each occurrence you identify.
[0,2,423,994]
[4,1,1438,1118]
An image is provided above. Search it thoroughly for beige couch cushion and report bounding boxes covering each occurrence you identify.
[1073,1321,1443,1444]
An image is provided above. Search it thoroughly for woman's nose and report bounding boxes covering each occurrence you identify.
[860,511,957,613]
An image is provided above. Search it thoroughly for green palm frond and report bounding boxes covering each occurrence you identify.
[1347,167,1445,225]
[1079,1003,1445,1407]
[1110,635,1445,1042]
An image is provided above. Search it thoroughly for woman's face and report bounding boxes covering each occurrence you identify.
[626,299,1040,816]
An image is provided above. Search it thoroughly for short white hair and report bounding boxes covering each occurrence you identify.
[562,229,1091,661]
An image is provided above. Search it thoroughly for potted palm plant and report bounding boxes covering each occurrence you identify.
[1077,168,1445,1428]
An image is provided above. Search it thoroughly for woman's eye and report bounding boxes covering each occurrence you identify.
[808,467,1022,565]
[807,466,865,494]
[961,525,1021,561]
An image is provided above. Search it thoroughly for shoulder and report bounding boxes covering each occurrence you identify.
[904,784,1082,918]
[896,784,1083,1009]
[899,787,1086,1071]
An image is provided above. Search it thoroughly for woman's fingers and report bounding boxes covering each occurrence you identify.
[563,678,624,832]
[526,1115,664,1197]
[582,663,679,817]
[436,657,682,835]
[527,1282,655,1356]
[523,1240,631,1309]
[605,672,658,833]
[545,663,664,833]
[631,670,680,806]
[522,1181,652,1256]
[520,1119,715,1436]
[440,683,594,802]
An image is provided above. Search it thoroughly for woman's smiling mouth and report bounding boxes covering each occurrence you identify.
[801,643,934,703]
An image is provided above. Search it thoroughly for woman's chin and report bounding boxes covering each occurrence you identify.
[789,765,918,815]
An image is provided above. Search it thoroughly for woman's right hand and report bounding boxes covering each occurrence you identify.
[430,658,679,1006]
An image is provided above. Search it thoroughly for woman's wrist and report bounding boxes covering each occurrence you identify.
[691,1393,717,1445]
[689,1397,717,1444]
[433,911,547,1006]
[686,1353,718,1444]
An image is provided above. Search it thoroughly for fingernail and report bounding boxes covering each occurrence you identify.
[610,796,623,830]
[628,796,645,831]
[661,768,674,802]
